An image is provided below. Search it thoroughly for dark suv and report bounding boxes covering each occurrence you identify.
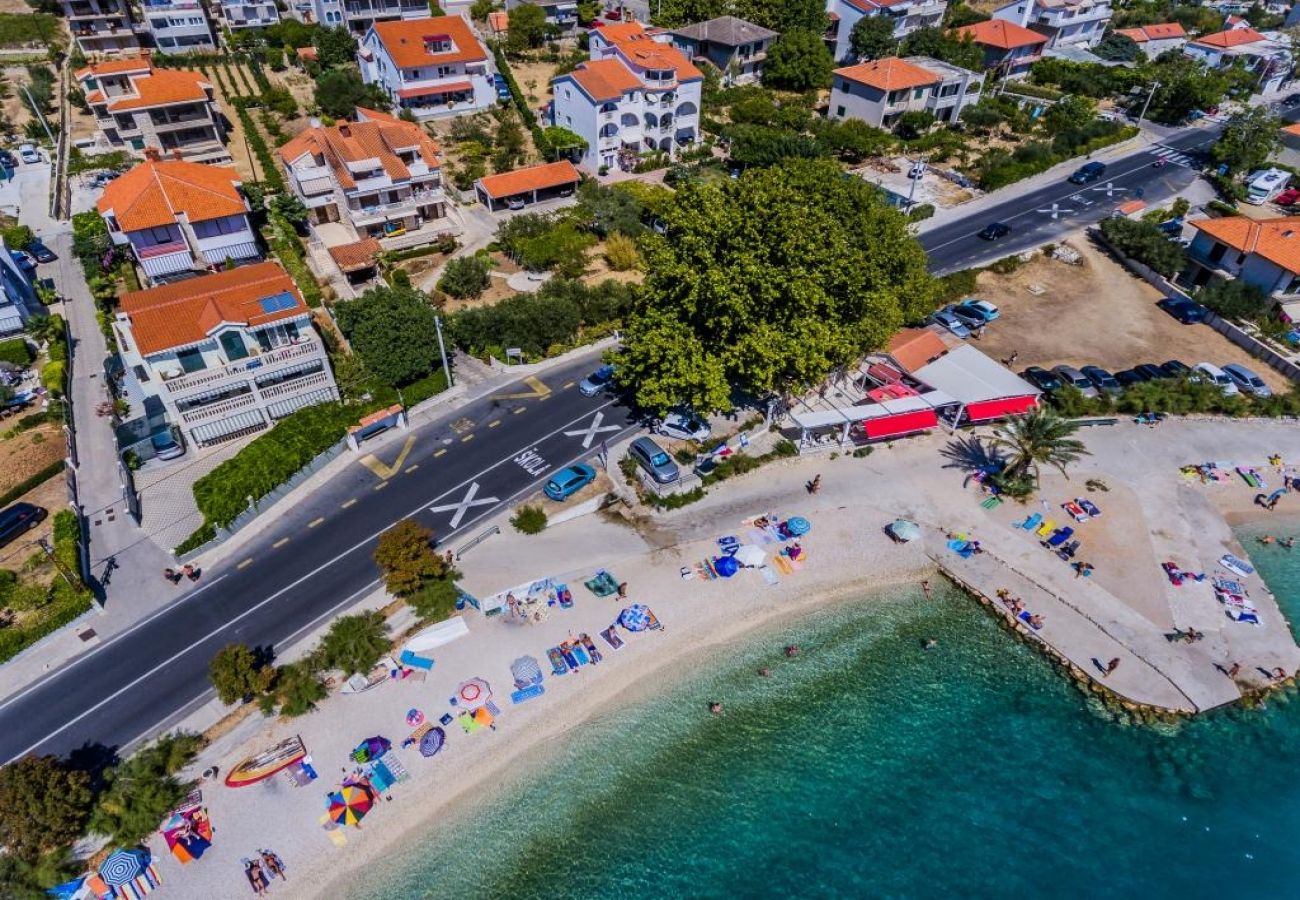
[0,502,46,548]
[1068,161,1106,185]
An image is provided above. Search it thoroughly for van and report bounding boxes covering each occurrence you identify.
[1194,362,1238,395]
[1068,161,1106,185]
[1246,168,1289,205]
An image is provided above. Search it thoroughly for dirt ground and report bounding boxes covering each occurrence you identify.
[509,57,560,116]
[441,273,519,313]
[969,237,1293,392]
[0,473,66,573]
[0,423,64,496]
[2,65,36,137]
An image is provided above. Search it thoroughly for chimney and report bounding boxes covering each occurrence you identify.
[171,148,183,161]
[143,146,161,162]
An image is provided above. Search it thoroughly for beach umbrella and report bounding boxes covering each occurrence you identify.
[714,555,739,577]
[327,785,373,826]
[734,545,766,568]
[419,726,446,758]
[620,604,651,632]
[99,848,148,886]
[456,677,492,709]
[786,516,811,536]
[406,708,424,727]
[888,519,921,543]
[353,735,391,762]
[511,655,543,687]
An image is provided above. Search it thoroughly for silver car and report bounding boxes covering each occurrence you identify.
[927,307,971,339]
[628,436,679,484]
[657,411,711,442]
[578,365,615,397]
[1052,365,1098,399]
[1222,363,1271,398]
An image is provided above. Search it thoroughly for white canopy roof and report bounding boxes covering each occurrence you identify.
[913,345,1039,404]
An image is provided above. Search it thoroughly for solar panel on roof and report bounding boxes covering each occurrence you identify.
[257,292,298,314]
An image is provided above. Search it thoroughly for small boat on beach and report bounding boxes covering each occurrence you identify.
[224,735,306,788]
[341,657,396,695]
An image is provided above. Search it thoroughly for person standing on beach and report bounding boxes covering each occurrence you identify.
[809,475,822,494]
[921,579,933,600]
[1226,662,1241,679]
[1105,658,1120,676]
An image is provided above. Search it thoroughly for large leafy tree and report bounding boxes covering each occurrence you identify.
[899,26,984,71]
[505,2,548,54]
[373,519,445,596]
[989,408,1090,483]
[739,0,828,32]
[313,69,387,119]
[1212,106,1281,174]
[651,0,726,27]
[0,756,93,862]
[208,643,273,705]
[312,26,357,68]
[619,159,935,412]
[90,735,202,847]
[318,612,390,677]
[849,15,897,62]
[1042,94,1097,135]
[335,285,443,387]
[763,30,834,92]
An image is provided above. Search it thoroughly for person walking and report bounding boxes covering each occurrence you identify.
[162,568,181,585]
[809,474,822,495]
[1105,657,1120,676]
[1226,662,1242,679]
[183,564,200,582]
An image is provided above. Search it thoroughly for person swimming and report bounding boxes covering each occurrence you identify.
[1282,537,1295,550]
[1260,535,1276,545]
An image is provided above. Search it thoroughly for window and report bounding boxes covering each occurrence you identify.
[150,226,175,243]
[219,330,249,361]
[176,347,206,373]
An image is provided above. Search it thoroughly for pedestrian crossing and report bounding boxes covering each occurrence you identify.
[1150,144,1198,169]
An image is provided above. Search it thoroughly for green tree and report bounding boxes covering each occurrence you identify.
[959,100,1006,132]
[738,0,828,32]
[541,125,588,160]
[406,577,460,622]
[1212,106,1281,174]
[493,113,527,171]
[573,180,645,236]
[763,29,834,91]
[620,158,935,412]
[1098,216,1187,276]
[1197,276,1270,320]
[989,407,1090,485]
[1,225,33,250]
[849,15,897,62]
[89,734,202,848]
[318,612,390,676]
[1042,94,1096,135]
[334,284,442,386]
[895,109,934,139]
[260,660,327,717]
[437,253,492,299]
[470,0,498,19]
[899,26,984,70]
[815,117,894,162]
[373,518,444,596]
[510,504,547,534]
[208,643,272,705]
[270,193,309,228]
[506,2,548,54]
[314,68,387,119]
[313,26,358,68]
[1093,32,1139,62]
[651,0,725,27]
[0,756,93,862]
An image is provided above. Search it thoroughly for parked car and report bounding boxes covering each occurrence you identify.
[1114,368,1147,387]
[1194,362,1239,395]
[1134,363,1167,381]
[544,463,597,501]
[0,150,14,169]
[1081,365,1122,395]
[956,299,999,323]
[151,430,185,460]
[0,502,45,548]
[1021,366,1063,392]
[949,304,987,329]
[907,162,925,180]
[1159,359,1192,378]
[978,222,1010,241]
[26,239,55,263]
[578,364,615,396]
[1276,187,1300,206]
[492,72,511,101]
[8,250,34,271]
[17,144,39,164]
[1052,365,1098,398]
[1068,161,1106,185]
[927,307,971,338]
[505,196,527,211]
[628,436,679,484]
[1157,297,1208,324]
[1223,362,1271,398]
[657,410,711,442]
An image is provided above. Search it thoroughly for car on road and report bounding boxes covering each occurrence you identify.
[578,364,615,396]
[628,436,679,484]
[150,430,185,461]
[1052,365,1098,398]
[1114,368,1147,388]
[927,307,971,338]
[1081,365,1122,395]
[657,410,711,442]
[977,222,1010,241]
[1223,362,1271,397]
[0,502,46,548]
[544,463,597,501]
[1159,359,1192,379]
[1194,362,1239,395]
[956,298,999,322]
[1134,363,1167,381]
[1157,297,1208,324]
[1021,366,1063,393]
[1068,161,1106,185]
[17,144,39,164]
[26,239,55,263]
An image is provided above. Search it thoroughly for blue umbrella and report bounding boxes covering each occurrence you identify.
[99,848,148,887]
[786,516,811,536]
[620,604,651,632]
[714,555,739,577]
[511,655,543,687]
[419,726,446,758]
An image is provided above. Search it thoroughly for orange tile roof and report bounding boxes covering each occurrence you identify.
[97,159,246,232]
[296,46,318,60]
[488,10,508,33]
[1282,122,1300,137]
[278,107,441,191]
[594,21,651,43]
[120,261,307,355]
[75,56,152,79]
[328,238,382,273]
[887,328,948,373]
[1115,22,1186,42]
[595,20,704,82]
[566,58,645,101]
[954,19,1047,50]
[835,57,940,92]
[477,160,579,199]
[1192,216,1300,275]
[1192,27,1265,48]
[77,61,210,112]
[370,16,487,70]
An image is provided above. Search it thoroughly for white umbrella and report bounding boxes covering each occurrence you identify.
[734,545,766,568]
[456,677,492,710]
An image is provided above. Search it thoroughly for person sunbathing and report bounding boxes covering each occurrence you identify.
[1028,614,1044,628]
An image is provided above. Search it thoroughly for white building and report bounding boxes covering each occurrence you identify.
[991,0,1112,49]
[830,56,982,128]
[62,0,140,56]
[219,0,279,28]
[1187,216,1300,300]
[1183,28,1293,93]
[97,155,261,284]
[113,261,339,450]
[0,240,39,336]
[1112,22,1187,56]
[551,21,703,172]
[358,15,496,119]
[140,0,215,53]
[829,0,948,64]
[337,0,426,35]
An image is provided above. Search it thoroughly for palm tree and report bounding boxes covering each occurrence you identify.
[989,407,1091,484]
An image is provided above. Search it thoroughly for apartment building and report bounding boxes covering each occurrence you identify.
[140,0,215,53]
[284,0,343,25]
[340,0,426,36]
[551,21,703,172]
[829,0,948,63]
[829,56,982,128]
[113,262,339,450]
[991,0,1112,49]
[665,15,777,85]
[1183,28,1293,93]
[98,156,260,283]
[953,19,1047,78]
[279,107,454,249]
[62,0,141,56]
[0,239,39,336]
[219,0,280,28]
[76,57,227,163]
[358,15,495,119]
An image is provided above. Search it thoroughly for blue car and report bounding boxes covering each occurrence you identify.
[544,464,596,501]
[579,364,615,396]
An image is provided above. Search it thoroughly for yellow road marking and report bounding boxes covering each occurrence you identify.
[488,419,500,428]
[434,448,447,457]
[513,406,526,414]
[374,481,389,491]
[494,375,551,400]
[405,464,419,473]
[308,517,325,528]
[358,435,416,480]
[273,537,289,549]
[237,558,254,569]
[341,499,357,509]
[461,433,474,442]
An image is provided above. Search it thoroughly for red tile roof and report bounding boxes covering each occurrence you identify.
[595,20,704,82]
[370,16,487,69]
[77,60,211,112]
[75,56,152,79]
[477,160,580,199]
[1114,22,1186,42]
[954,19,1047,50]
[1192,27,1265,48]
[120,261,307,355]
[97,159,245,232]
[279,108,440,190]
[835,57,940,92]
[488,9,508,33]
[567,58,645,101]
[1192,216,1300,275]
[888,328,948,372]
[328,238,382,273]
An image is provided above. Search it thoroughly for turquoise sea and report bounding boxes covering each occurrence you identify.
[370,516,1300,900]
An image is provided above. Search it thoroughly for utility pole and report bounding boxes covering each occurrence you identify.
[21,85,55,145]
[434,314,454,388]
[1136,80,1160,129]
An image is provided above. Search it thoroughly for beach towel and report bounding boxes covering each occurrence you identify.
[473,706,495,729]
[1213,577,1246,595]
[1227,609,1261,625]
[1077,498,1101,517]
[645,608,663,630]
[561,647,580,671]
[584,570,620,597]
[1017,611,1043,631]
[1046,526,1074,547]
[399,650,434,671]
[1162,562,1185,586]
[600,627,625,650]
[947,539,974,559]
[1062,501,1088,522]
[980,496,1003,510]
[1035,519,1057,537]
[511,684,545,704]
[760,565,779,585]
[546,647,568,676]
[1019,512,1043,531]
[458,712,480,734]
[571,645,591,666]
[581,634,604,663]
[1220,554,1255,577]
[556,583,573,608]
[773,555,794,575]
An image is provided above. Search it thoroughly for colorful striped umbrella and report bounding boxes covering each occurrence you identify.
[327,785,373,826]
[99,848,148,886]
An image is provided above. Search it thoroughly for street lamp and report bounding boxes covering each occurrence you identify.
[1136,80,1161,128]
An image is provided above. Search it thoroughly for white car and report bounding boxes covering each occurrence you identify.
[1194,362,1239,395]
[657,411,711,442]
[17,144,39,164]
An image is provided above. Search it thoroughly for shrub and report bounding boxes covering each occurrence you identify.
[510,504,547,534]
[89,734,202,847]
[908,203,935,222]
[0,338,31,366]
[448,278,632,357]
[603,233,640,271]
[437,254,491,299]
[1197,277,1270,320]
[39,361,64,396]
[373,519,444,596]
[1,225,32,250]
[208,643,273,705]
[0,756,93,863]
[261,660,327,717]
[406,577,461,622]
[1098,216,1186,277]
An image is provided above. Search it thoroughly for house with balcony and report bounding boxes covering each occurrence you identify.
[98,155,260,283]
[76,57,227,163]
[285,0,343,24]
[830,0,948,63]
[1187,216,1300,301]
[0,239,39,336]
[279,107,454,250]
[340,0,427,36]
[665,15,777,85]
[830,56,982,128]
[62,0,141,56]
[113,261,339,450]
[358,16,495,119]
[219,0,279,28]
[140,0,214,53]
[1183,28,1293,93]
[552,20,703,172]
[1113,22,1186,56]
[953,19,1048,78]
[991,0,1112,49]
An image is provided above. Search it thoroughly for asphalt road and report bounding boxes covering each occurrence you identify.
[0,354,638,762]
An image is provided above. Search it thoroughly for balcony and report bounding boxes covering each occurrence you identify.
[259,369,332,400]
[179,391,258,424]
[161,338,323,397]
[149,110,211,129]
[135,239,189,260]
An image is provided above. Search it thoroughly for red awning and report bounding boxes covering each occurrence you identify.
[397,81,472,99]
[964,395,1037,423]
[861,409,938,440]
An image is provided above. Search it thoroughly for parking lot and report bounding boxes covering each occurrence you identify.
[963,237,1292,393]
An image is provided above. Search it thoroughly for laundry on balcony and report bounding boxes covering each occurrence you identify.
[397,81,472,100]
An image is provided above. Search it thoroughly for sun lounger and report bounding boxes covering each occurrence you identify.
[645,608,663,630]
[1062,501,1088,522]
[1237,467,1263,489]
[773,555,794,575]
[399,650,434,671]
[1035,519,1057,537]
[600,627,624,650]
[571,644,590,666]
[546,647,568,676]
[511,684,545,704]
[1046,526,1074,547]
[1227,609,1261,625]
[1220,554,1255,577]
[1077,498,1101,517]
[980,495,1003,510]
[1019,512,1043,530]
[1213,577,1246,595]
[1056,539,1080,560]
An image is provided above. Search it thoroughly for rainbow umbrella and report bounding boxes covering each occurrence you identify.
[327,785,373,826]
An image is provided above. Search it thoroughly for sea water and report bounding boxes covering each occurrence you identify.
[370,518,1300,899]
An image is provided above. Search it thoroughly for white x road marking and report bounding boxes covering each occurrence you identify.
[1036,202,1074,220]
[563,411,622,449]
[1091,181,1123,198]
[429,481,499,528]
